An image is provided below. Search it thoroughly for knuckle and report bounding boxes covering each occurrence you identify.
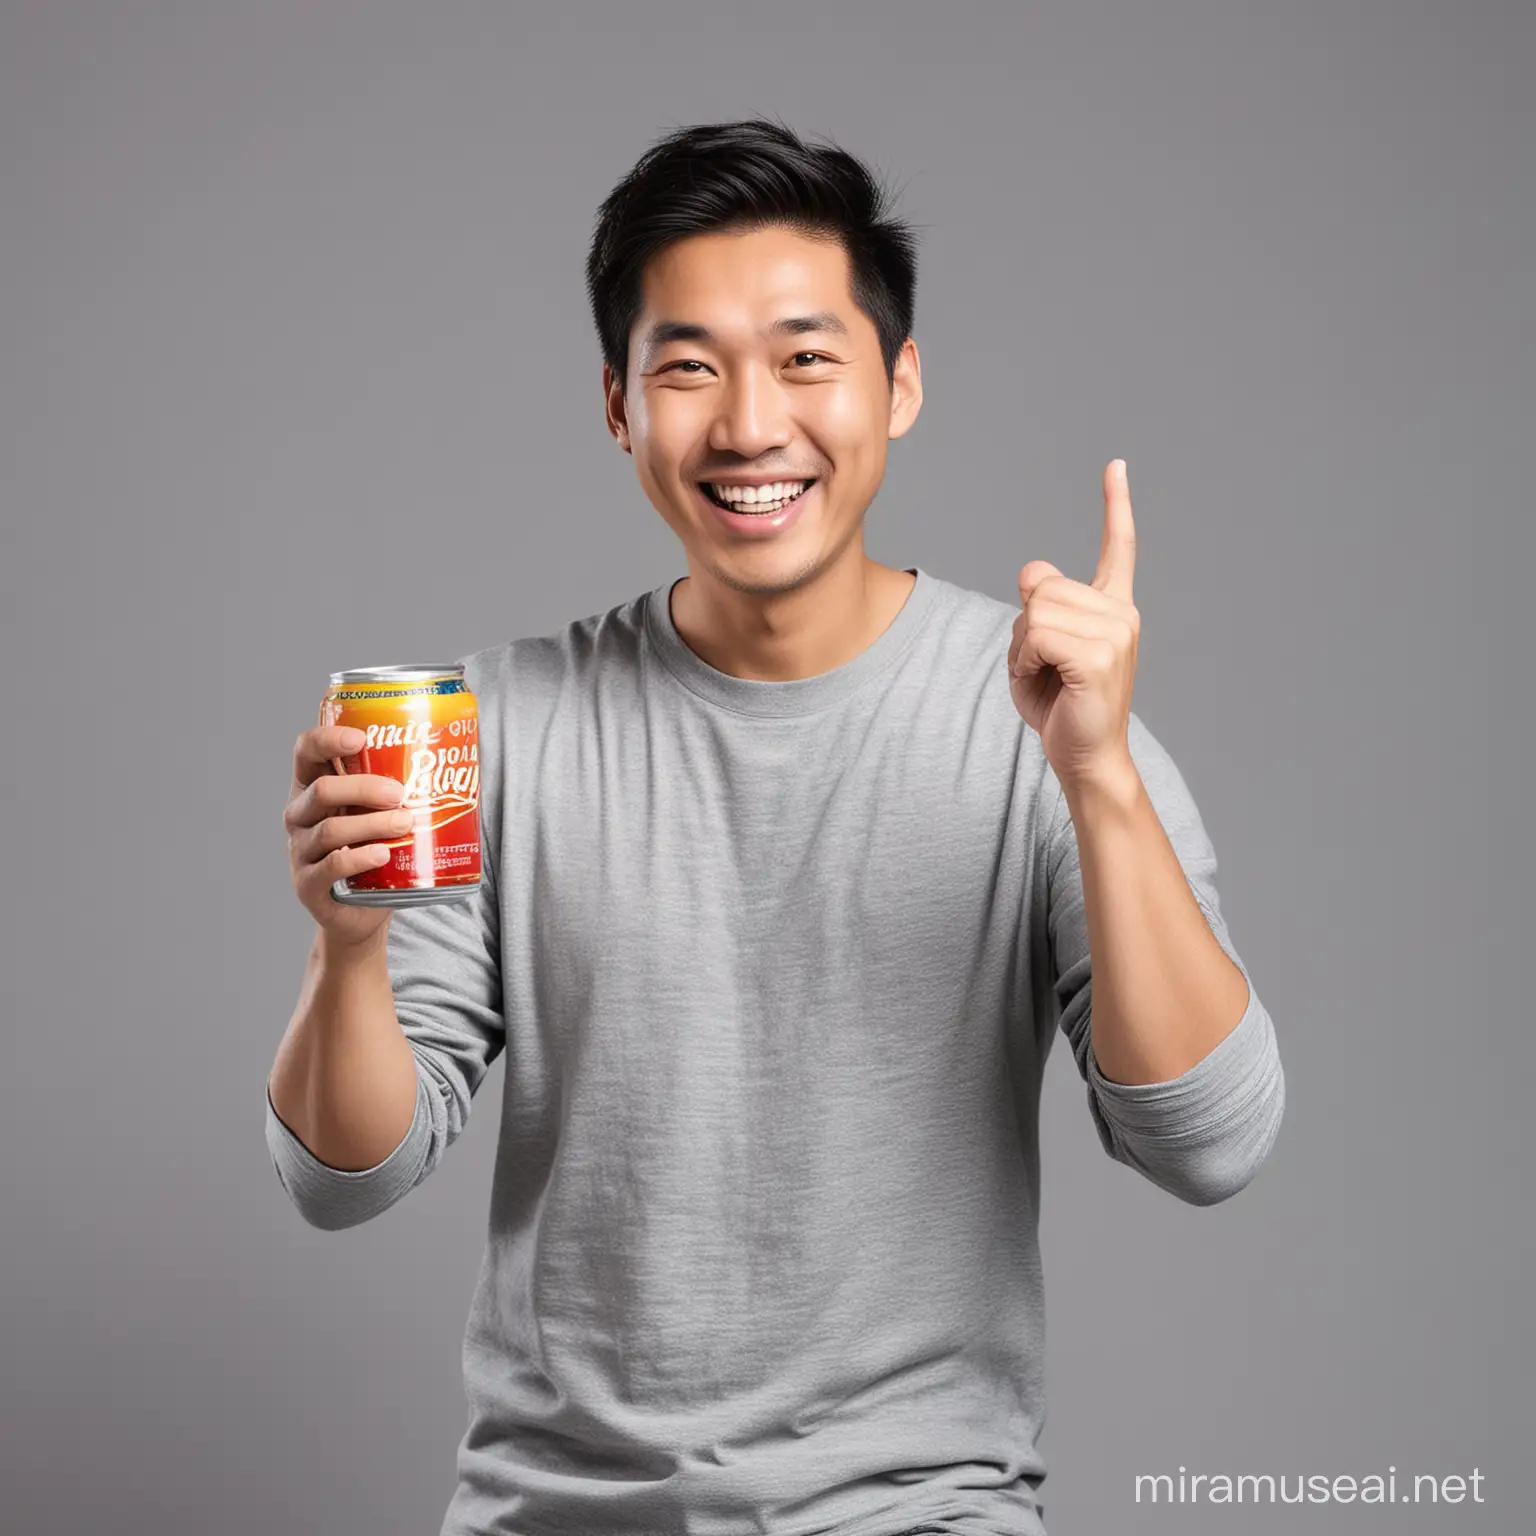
[297,811,325,860]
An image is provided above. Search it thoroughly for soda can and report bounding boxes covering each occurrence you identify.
[319,664,483,908]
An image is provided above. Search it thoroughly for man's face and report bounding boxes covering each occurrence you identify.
[604,224,921,595]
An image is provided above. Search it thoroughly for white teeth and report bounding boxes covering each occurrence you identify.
[705,479,812,515]
[709,480,807,504]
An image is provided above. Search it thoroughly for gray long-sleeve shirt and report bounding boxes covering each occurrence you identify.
[266,566,1285,1536]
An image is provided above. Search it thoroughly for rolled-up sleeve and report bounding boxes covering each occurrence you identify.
[266,649,507,1231]
[265,1072,434,1231]
[1045,711,1285,1206]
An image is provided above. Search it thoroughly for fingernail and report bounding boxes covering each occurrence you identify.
[340,727,366,750]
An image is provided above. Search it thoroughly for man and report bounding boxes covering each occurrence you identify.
[268,117,1284,1536]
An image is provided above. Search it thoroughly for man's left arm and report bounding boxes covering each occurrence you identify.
[1043,718,1286,1206]
[1014,459,1284,1205]
[1065,748,1253,1088]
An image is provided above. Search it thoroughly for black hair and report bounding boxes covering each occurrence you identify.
[585,115,920,395]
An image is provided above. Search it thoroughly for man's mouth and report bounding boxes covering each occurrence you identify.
[699,479,816,514]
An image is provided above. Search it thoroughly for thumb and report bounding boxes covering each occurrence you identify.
[1019,560,1063,607]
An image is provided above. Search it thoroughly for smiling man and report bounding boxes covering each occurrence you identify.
[266,117,1285,1536]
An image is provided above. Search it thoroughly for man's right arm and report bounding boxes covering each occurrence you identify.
[265,870,506,1233]
[267,926,420,1174]
[268,651,508,1232]
[264,924,439,1232]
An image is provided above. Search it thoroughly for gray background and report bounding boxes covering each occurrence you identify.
[1,2,1529,1532]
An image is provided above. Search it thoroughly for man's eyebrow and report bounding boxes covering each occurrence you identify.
[638,311,850,363]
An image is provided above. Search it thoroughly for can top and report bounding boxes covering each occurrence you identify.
[328,664,466,685]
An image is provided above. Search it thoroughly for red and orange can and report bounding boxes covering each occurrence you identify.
[319,664,483,908]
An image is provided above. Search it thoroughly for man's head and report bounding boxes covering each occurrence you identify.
[587,117,923,597]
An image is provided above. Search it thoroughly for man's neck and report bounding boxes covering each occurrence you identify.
[670,556,917,683]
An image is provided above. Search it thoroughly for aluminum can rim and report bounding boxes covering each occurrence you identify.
[328,664,466,685]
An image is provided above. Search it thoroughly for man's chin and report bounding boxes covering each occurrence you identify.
[695,552,822,598]
[692,527,870,600]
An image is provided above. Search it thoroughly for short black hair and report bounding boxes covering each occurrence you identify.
[586,116,920,396]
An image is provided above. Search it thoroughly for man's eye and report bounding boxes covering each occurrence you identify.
[659,354,831,375]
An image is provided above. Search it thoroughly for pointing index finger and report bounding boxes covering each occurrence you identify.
[1092,458,1136,602]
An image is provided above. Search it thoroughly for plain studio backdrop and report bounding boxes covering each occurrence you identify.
[1,3,1529,1533]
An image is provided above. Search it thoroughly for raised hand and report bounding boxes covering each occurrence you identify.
[1008,458,1140,789]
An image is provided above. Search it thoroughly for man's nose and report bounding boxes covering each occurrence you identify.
[706,361,792,456]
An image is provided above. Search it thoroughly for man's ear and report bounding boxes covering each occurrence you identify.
[603,362,632,454]
[887,336,923,442]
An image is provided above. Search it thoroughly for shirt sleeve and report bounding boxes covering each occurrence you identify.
[265,656,507,1232]
[1043,710,1285,1206]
